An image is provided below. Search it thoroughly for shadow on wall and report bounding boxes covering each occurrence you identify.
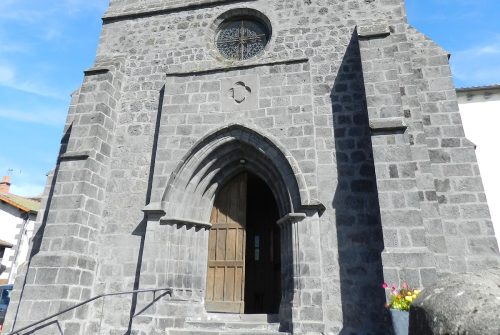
[331,32,391,334]
[32,124,72,258]
[9,124,72,331]
[125,85,166,335]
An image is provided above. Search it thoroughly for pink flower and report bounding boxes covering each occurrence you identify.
[402,282,409,290]
[382,282,388,289]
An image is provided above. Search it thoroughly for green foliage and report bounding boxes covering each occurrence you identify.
[383,282,422,312]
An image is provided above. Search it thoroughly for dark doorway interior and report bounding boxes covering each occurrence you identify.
[244,174,281,314]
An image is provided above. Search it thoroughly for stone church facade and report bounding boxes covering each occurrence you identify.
[4,0,499,334]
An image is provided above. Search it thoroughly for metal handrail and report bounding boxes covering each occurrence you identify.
[6,287,173,335]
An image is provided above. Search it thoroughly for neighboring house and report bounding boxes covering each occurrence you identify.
[0,176,40,285]
[0,239,13,278]
[457,85,500,243]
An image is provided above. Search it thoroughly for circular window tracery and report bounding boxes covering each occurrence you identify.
[216,17,270,61]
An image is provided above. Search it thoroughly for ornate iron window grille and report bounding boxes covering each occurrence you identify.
[216,19,269,60]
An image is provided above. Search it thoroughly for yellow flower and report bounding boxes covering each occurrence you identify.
[412,294,417,299]
[414,290,421,295]
[405,296,413,302]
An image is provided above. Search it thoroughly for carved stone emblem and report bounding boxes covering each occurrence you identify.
[228,81,251,104]
[221,75,259,112]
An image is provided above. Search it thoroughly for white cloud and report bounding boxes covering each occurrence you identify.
[0,106,66,126]
[474,45,500,55]
[0,162,48,198]
[0,1,104,101]
[0,63,68,100]
[0,64,15,82]
[61,0,109,15]
[0,0,108,22]
[10,183,45,197]
[451,37,500,86]
[0,36,28,53]
[42,28,62,41]
[0,5,50,23]
[5,80,68,101]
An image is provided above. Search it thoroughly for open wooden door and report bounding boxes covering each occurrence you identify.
[205,173,247,313]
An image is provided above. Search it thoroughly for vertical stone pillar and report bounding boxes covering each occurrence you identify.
[131,208,210,332]
[356,23,436,288]
[408,31,500,273]
[387,24,450,278]
[278,211,324,334]
[4,60,124,334]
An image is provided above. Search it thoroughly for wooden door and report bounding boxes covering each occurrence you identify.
[205,173,247,313]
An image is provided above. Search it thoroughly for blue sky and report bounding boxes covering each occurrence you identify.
[0,0,499,196]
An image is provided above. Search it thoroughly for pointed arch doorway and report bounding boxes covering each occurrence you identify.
[205,172,281,314]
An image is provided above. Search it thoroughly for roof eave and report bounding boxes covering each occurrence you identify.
[456,84,500,93]
[0,195,38,213]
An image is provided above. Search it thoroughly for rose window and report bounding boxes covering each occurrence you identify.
[216,18,270,61]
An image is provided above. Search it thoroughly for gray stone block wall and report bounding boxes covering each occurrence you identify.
[358,21,438,290]
[407,28,499,273]
[4,59,125,334]
[5,0,499,334]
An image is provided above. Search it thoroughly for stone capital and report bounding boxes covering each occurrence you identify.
[142,202,166,218]
[159,216,212,230]
[357,21,391,38]
[277,213,307,228]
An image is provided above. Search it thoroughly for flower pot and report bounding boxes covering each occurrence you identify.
[390,309,409,335]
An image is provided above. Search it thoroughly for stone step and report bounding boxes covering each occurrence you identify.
[184,320,281,331]
[192,313,280,322]
[167,313,288,335]
[165,330,290,335]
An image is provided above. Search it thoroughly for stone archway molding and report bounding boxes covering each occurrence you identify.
[153,123,322,228]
